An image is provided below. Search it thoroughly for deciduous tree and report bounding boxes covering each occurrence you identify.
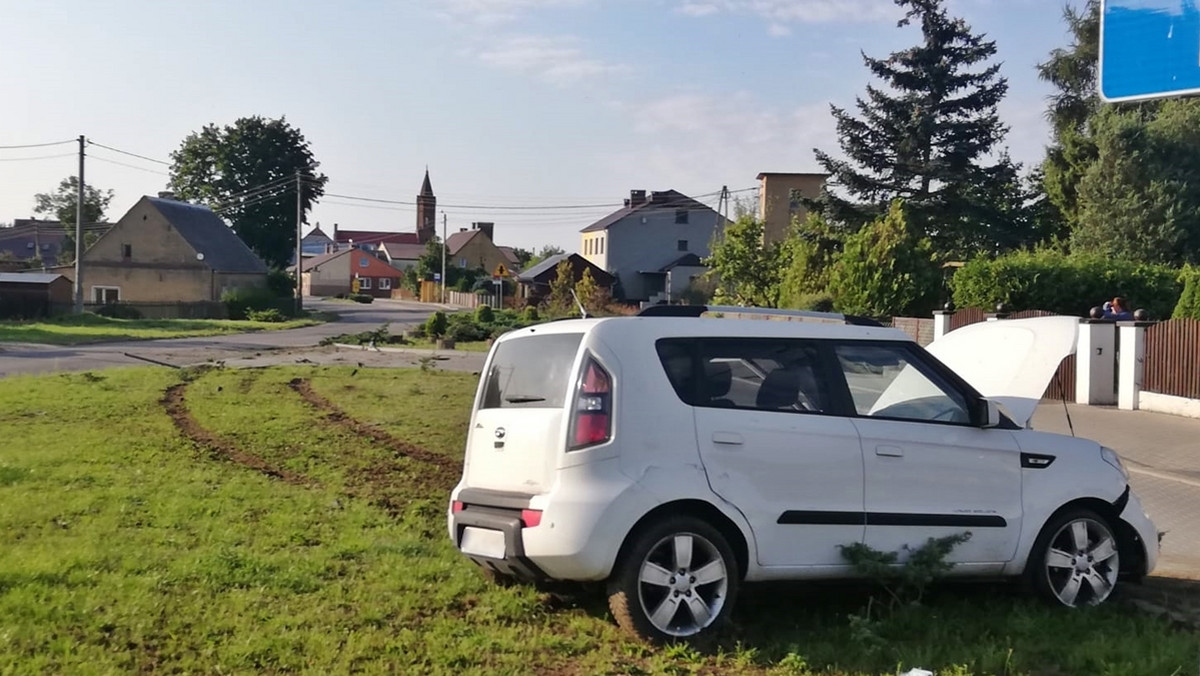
[169,116,327,268]
[33,176,113,263]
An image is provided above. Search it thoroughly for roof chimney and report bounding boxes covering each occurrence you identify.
[630,189,647,205]
[473,222,495,241]
[157,190,176,200]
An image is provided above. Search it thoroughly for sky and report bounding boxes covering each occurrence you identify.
[1,0,1079,253]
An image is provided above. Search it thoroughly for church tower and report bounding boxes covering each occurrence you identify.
[416,168,436,244]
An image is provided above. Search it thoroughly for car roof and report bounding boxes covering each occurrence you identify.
[501,316,912,343]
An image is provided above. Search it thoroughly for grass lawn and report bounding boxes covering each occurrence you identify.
[0,313,324,345]
[0,365,1195,674]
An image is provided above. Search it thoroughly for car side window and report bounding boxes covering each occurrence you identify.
[697,339,828,413]
[833,343,971,424]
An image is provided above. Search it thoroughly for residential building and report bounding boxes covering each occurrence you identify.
[580,189,726,303]
[497,246,521,270]
[0,218,112,268]
[447,222,509,274]
[294,247,401,298]
[52,195,268,306]
[380,241,427,270]
[300,224,336,257]
[757,172,828,244]
[516,253,615,304]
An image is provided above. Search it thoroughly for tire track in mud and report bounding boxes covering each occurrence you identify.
[161,383,315,487]
[286,377,462,502]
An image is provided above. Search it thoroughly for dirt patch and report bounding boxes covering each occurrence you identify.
[160,383,314,487]
[286,378,460,476]
[286,377,462,511]
[1118,576,1200,631]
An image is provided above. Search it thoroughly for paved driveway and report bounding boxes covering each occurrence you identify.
[0,298,440,377]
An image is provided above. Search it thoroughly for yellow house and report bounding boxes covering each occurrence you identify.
[58,195,268,306]
[446,222,508,274]
[757,172,829,244]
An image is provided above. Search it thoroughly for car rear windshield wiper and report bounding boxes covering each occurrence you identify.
[505,395,547,403]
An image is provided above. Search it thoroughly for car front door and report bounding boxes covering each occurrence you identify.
[828,341,1023,566]
[661,338,866,569]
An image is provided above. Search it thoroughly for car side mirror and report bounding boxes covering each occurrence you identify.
[977,398,1001,428]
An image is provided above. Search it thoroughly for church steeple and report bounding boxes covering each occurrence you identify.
[416,168,436,244]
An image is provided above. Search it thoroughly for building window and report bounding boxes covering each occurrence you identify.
[586,239,592,255]
[788,188,803,211]
[358,277,372,290]
[459,258,467,268]
[93,286,120,304]
[359,256,369,268]
[379,278,392,290]
[598,238,604,255]
[675,209,688,224]
[677,240,688,252]
[122,244,132,259]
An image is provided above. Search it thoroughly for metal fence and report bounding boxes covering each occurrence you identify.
[1144,318,1200,399]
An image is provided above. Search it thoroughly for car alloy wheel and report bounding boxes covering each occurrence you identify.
[608,516,738,642]
[1035,510,1120,607]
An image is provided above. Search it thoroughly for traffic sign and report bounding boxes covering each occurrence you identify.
[433,273,441,282]
[493,263,509,277]
[1100,0,1200,102]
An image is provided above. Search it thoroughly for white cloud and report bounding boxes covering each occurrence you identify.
[767,22,792,37]
[474,35,627,84]
[609,92,835,191]
[674,0,899,26]
[440,0,590,24]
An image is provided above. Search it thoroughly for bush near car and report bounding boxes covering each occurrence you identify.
[951,250,1182,319]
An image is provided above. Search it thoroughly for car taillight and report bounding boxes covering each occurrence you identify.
[451,500,464,514]
[569,357,611,450]
[520,509,543,528]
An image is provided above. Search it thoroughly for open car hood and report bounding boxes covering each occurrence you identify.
[925,316,1078,428]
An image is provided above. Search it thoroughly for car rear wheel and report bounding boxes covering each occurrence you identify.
[607,516,738,643]
[1029,508,1120,607]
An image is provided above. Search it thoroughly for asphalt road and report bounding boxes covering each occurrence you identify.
[0,298,440,377]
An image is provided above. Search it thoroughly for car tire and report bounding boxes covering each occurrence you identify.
[607,516,739,643]
[1027,507,1121,607]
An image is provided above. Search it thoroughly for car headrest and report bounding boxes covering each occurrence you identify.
[704,361,733,398]
[756,367,801,410]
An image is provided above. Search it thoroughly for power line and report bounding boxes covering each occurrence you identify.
[0,139,76,150]
[89,155,171,176]
[0,152,76,162]
[86,140,170,165]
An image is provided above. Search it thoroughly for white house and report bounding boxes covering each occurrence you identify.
[580,189,725,304]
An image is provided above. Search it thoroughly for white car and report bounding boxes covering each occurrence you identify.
[448,306,1158,642]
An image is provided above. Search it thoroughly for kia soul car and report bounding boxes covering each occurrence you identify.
[448,307,1158,642]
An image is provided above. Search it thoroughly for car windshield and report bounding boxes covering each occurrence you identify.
[480,333,583,409]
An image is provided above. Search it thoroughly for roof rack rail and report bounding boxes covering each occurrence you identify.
[636,304,883,327]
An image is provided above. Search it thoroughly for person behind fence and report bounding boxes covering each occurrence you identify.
[1103,296,1133,321]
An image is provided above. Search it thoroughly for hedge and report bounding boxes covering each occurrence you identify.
[951,250,1182,319]
[1174,266,1200,319]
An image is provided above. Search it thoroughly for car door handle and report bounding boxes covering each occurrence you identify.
[875,445,904,457]
[712,432,744,446]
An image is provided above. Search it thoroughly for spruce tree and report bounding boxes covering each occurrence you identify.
[813,0,1020,258]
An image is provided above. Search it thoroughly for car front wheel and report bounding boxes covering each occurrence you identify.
[1029,508,1120,607]
[607,516,738,643]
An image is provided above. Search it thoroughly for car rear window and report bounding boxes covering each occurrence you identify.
[480,333,584,409]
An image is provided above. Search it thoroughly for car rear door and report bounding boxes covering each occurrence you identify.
[663,338,866,568]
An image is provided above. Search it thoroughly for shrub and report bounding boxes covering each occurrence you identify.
[93,303,143,320]
[474,304,495,324]
[350,294,374,304]
[265,269,295,298]
[793,293,835,313]
[522,306,539,322]
[952,249,1182,319]
[407,323,428,339]
[222,287,283,320]
[448,322,487,343]
[1173,266,1200,319]
[425,311,448,338]
[246,308,286,323]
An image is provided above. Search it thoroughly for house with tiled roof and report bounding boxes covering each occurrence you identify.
[0,218,113,268]
[49,194,268,308]
[447,222,510,275]
[292,247,401,298]
[580,189,726,303]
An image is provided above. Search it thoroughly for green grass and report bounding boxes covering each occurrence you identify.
[0,365,1195,674]
[0,313,324,345]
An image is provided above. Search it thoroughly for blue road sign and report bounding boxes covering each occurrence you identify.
[1100,0,1200,102]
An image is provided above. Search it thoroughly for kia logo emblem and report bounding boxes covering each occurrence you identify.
[494,427,506,439]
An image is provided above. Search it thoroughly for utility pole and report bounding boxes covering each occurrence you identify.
[441,211,447,304]
[295,171,303,314]
[73,135,85,314]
